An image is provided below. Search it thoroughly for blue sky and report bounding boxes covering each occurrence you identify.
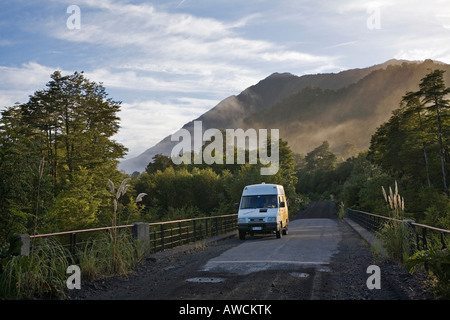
[1,0,450,159]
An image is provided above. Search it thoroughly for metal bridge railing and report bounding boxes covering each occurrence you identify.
[17,214,238,256]
[147,214,237,253]
[346,208,449,251]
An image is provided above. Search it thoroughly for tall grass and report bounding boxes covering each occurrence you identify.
[378,181,450,298]
[0,238,70,299]
[0,177,148,300]
[377,181,413,263]
[337,201,347,218]
[77,230,146,282]
[0,231,147,299]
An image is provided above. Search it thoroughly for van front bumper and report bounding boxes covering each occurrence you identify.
[238,222,278,233]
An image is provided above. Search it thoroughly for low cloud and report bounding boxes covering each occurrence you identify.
[116,98,217,159]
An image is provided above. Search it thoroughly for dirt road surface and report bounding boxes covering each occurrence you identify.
[67,202,433,301]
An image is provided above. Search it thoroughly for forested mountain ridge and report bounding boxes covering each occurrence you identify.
[245,59,450,155]
[119,59,450,173]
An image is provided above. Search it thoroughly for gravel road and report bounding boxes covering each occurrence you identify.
[67,202,434,301]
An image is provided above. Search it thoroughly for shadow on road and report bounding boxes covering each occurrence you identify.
[294,201,337,219]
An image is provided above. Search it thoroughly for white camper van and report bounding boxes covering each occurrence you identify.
[237,183,288,240]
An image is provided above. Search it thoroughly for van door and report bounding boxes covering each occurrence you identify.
[279,195,288,234]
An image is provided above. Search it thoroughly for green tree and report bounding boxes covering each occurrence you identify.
[264,139,299,205]
[296,141,338,199]
[0,71,128,237]
[369,69,450,196]
[341,153,392,213]
[20,71,127,193]
[145,154,173,174]
[401,91,431,187]
[304,141,337,172]
[47,167,101,231]
[0,107,54,241]
[418,69,450,195]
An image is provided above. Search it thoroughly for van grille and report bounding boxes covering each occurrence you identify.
[249,218,264,222]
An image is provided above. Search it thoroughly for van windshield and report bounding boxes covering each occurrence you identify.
[240,195,278,209]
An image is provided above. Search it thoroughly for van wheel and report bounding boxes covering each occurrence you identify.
[276,224,282,239]
[239,231,246,240]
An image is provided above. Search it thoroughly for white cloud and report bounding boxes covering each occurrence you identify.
[48,0,335,72]
[0,62,55,89]
[84,62,263,97]
[6,0,450,159]
[116,98,217,158]
[261,51,334,64]
[0,60,218,159]
[0,62,64,107]
[395,49,450,64]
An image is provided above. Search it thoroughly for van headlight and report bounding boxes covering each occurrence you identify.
[238,218,246,223]
[267,217,276,222]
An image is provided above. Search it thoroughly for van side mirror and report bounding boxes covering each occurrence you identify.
[280,202,286,208]
[234,203,239,210]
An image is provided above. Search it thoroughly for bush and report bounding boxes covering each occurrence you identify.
[407,247,450,299]
[376,220,414,263]
[421,190,450,230]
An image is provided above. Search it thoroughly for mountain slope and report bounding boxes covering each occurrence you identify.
[119,59,450,173]
[245,59,450,155]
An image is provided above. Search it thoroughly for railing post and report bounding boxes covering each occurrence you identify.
[179,222,182,247]
[160,224,165,252]
[422,228,428,250]
[441,233,447,250]
[193,220,197,243]
[402,219,415,257]
[411,223,420,251]
[132,222,150,249]
[70,233,77,255]
[186,225,189,244]
[215,218,219,236]
[14,234,30,256]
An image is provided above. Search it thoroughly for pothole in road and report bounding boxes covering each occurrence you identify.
[186,277,226,283]
[316,266,331,272]
[290,272,310,278]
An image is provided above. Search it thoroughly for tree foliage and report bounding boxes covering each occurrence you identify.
[0,71,128,246]
[134,138,302,221]
[367,69,450,226]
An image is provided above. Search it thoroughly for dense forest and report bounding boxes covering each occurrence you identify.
[296,69,450,230]
[1,68,450,253]
[0,71,302,251]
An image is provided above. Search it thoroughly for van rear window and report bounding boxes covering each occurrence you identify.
[240,195,278,209]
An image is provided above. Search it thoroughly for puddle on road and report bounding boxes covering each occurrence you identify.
[289,265,331,278]
[186,277,226,283]
[316,266,331,272]
[290,272,310,278]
